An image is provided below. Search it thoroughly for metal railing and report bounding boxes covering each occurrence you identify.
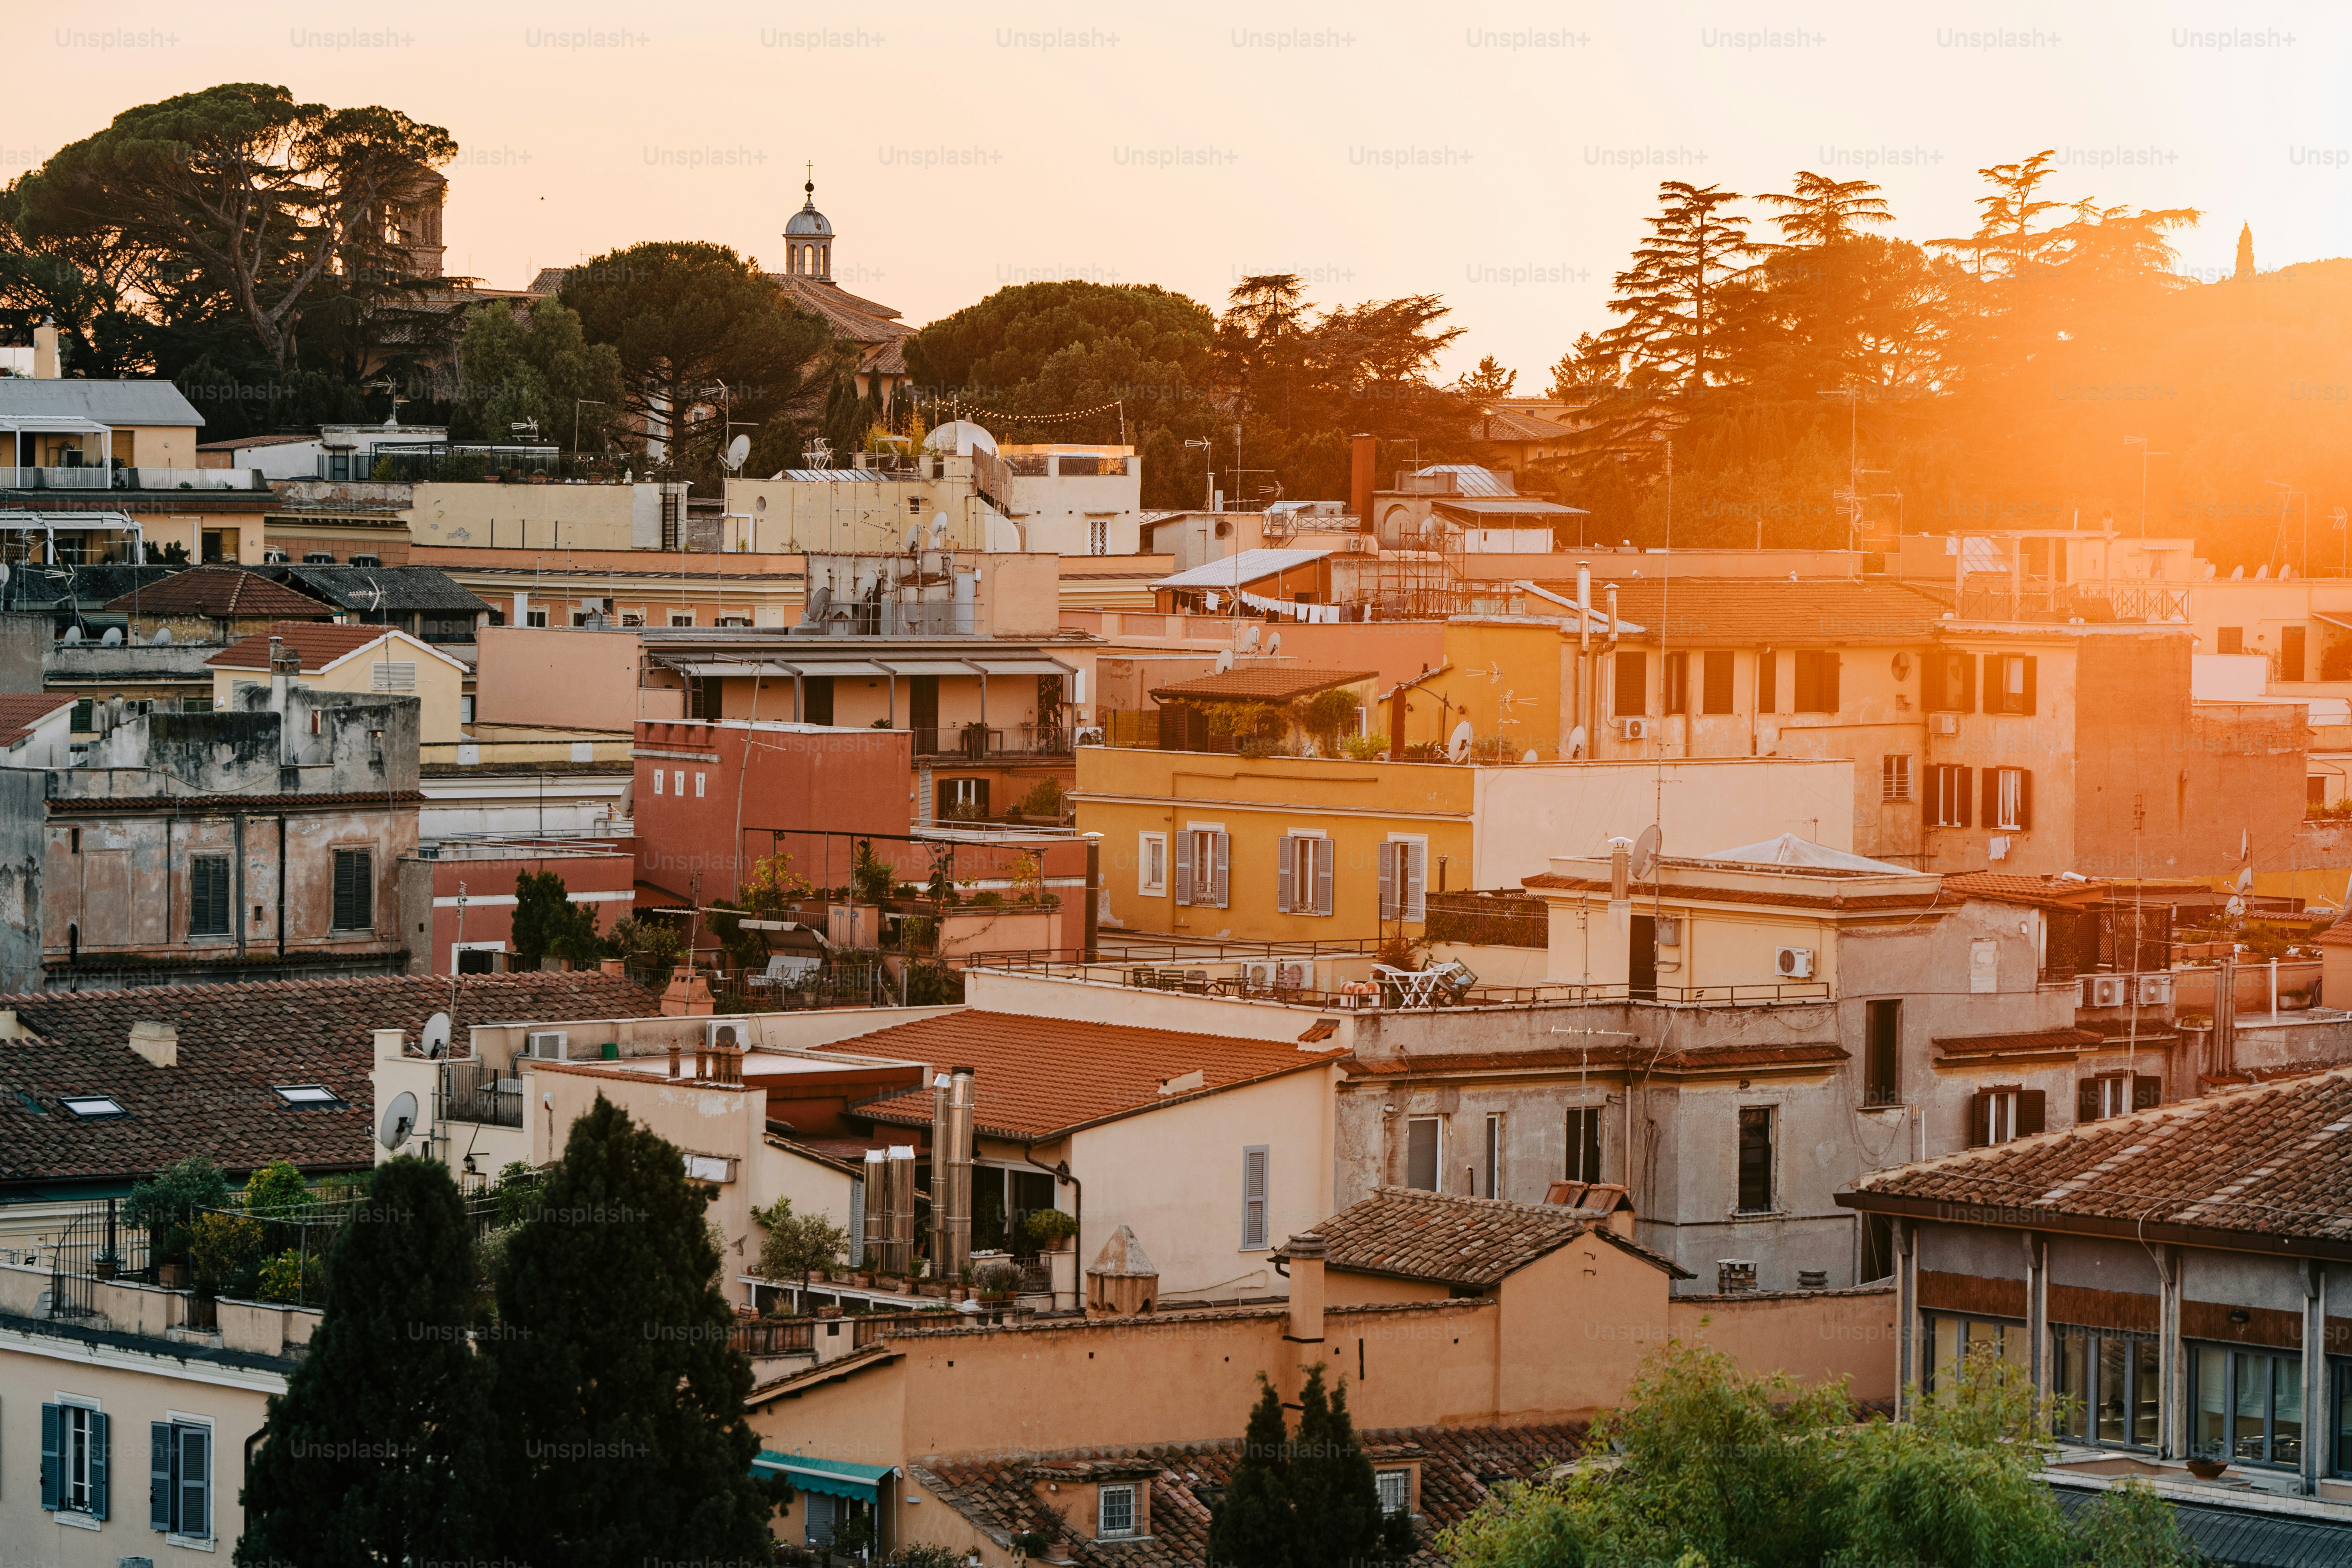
[730,1318,817,1356]
[440,1059,524,1128]
[911,725,1070,760]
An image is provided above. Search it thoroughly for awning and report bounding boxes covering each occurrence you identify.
[634,879,693,911]
[781,660,894,678]
[658,658,797,679]
[2314,612,2352,634]
[877,659,981,676]
[972,657,1074,676]
[751,1451,896,1501]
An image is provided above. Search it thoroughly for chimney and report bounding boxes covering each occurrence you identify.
[943,1066,975,1278]
[928,1072,951,1270]
[1085,1225,1159,1317]
[666,1041,682,1080]
[373,1027,409,1064]
[1284,1233,1327,1345]
[599,957,627,977]
[886,1144,918,1276]
[128,1020,177,1068]
[863,1149,888,1265]
[32,319,60,379]
[1349,433,1375,530]
[1610,838,1632,901]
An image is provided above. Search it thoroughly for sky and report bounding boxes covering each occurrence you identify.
[13,1,2351,384]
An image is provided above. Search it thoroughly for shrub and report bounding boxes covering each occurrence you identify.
[189,1211,264,1294]
[256,1246,322,1304]
[1023,1209,1079,1248]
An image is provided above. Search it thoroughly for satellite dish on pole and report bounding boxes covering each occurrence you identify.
[1214,648,1233,673]
[379,1091,418,1150]
[1566,724,1587,759]
[1266,631,1282,656]
[722,434,751,472]
[420,1011,452,1060]
[1631,823,1663,882]
[1448,719,1473,762]
[2235,866,2255,894]
[904,524,922,552]
[2226,894,2248,919]
[929,513,950,546]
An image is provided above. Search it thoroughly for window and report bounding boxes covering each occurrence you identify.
[524,608,549,628]
[1881,755,1913,803]
[1757,649,1778,714]
[1663,652,1689,715]
[2281,625,2307,682]
[1922,1313,2029,1398]
[61,1095,126,1119]
[2217,626,2244,655]
[689,675,723,722]
[2192,1344,2303,1467]
[652,769,662,796]
[673,770,685,796]
[1864,999,1901,1106]
[1174,827,1228,909]
[150,1417,212,1540]
[459,694,476,724]
[1378,839,1427,923]
[1927,765,1973,828]
[2078,1074,2160,1122]
[939,778,990,820]
[369,661,417,691]
[1375,1469,1410,1516]
[1139,832,1168,896]
[694,771,706,798]
[1482,1113,1503,1199]
[332,849,373,932]
[40,1400,109,1519]
[2054,1327,2162,1450]
[70,698,93,732]
[1565,1108,1603,1183]
[1793,650,1840,713]
[1987,767,2031,831]
[1613,651,1646,717]
[1701,650,1735,714]
[1088,519,1108,556]
[1404,1116,1441,1191]
[1098,1483,1138,1538]
[189,855,230,936]
[1241,1146,1269,1249]
[1736,1108,1774,1212]
[800,675,833,726]
[1968,1086,2043,1146]
[1923,651,1977,712]
[1277,833,1333,916]
[670,611,696,628]
[271,1084,345,1108]
[1990,654,2037,715]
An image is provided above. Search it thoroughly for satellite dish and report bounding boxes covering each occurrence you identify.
[1521,749,1539,765]
[2235,865,2255,893]
[929,512,950,545]
[101,626,122,646]
[1266,632,1282,656]
[151,626,171,646]
[1891,652,1910,679]
[1631,823,1663,882]
[1566,724,1587,758]
[722,434,751,472]
[904,524,922,552]
[421,1011,452,1060]
[62,626,80,645]
[1241,624,1261,652]
[1448,719,1473,762]
[1214,648,1233,673]
[379,1091,418,1150]
[2226,895,2248,919]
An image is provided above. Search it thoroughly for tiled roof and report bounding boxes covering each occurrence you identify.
[101,568,331,619]
[1343,1041,1846,1077]
[0,694,73,749]
[914,1421,1590,1568]
[1844,1066,2352,1247]
[45,791,428,815]
[1940,873,2111,909]
[1932,1027,2106,1059]
[772,276,911,345]
[1471,409,1576,443]
[0,972,656,1190]
[195,432,320,452]
[2318,920,2352,949]
[270,565,492,613]
[1298,1187,1690,1285]
[206,621,399,672]
[823,1012,1345,1141]
[1531,578,1954,646]
[1149,667,1376,704]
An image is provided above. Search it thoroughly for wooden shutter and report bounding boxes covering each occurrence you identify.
[1824,652,1841,712]
[1968,1092,1991,1148]
[1174,831,1194,907]
[41,1402,61,1511]
[1377,842,1395,921]
[2078,1079,2102,1124]
[1703,651,1734,713]
[1793,652,1818,713]
[2020,656,2038,715]
[178,1424,208,1540]
[1242,1147,1269,1248]
[1958,767,1974,828]
[2017,1090,2046,1137]
[152,1421,173,1531]
[1212,832,1230,908]
[1923,651,1947,711]
[2134,1075,2162,1110]
[1403,842,1426,922]
[1982,770,2000,831]
[2017,770,2033,830]
[1315,838,1333,916]
[1758,650,1777,713]
[1277,837,1294,914]
[1959,654,1978,711]
[91,1408,110,1520]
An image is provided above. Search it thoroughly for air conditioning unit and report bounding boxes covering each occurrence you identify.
[1619,716,1650,740]
[1930,712,1959,735]
[2138,973,2173,1006]
[2085,976,2128,1007]
[524,1030,569,1060]
[1774,946,1815,979]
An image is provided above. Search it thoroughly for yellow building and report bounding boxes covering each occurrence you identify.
[207,621,468,744]
[1075,746,1855,945]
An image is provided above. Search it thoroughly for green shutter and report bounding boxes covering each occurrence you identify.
[40,1402,61,1511]
[152,1420,172,1531]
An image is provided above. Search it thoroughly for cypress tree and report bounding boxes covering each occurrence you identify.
[1289,1366,1404,1568]
[1208,1376,1296,1568]
[235,1158,486,1566]
[482,1093,779,1564]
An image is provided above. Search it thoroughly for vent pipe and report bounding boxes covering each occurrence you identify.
[863,1149,888,1268]
[943,1066,976,1279]
[928,1071,952,1271]
[886,1144,917,1275]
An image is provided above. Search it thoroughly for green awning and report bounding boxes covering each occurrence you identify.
[752,1450,895,1501]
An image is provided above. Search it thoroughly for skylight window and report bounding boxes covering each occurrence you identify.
[60,1095,126,1120]
[272,1084,344,1108]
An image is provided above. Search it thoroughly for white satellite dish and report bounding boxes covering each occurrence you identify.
[379,1090,418,1150]
[2234,865,2255,893]
[1241,624,1261,652]
[1631,823,1663,882]
[929,512,950,545]
[420,1011,452,1060]
[1566,724,1587,758]
[1214,648,1234,673]
[101,626,122,646]
[152,626,172,646]
[904,524,922,552]
[1266,632,1282,656]
[62,626,80,645]
[722,434,751,472]
[1521,749,1539,765]
[2226,895,2247,919]
[1448,719,1473,762]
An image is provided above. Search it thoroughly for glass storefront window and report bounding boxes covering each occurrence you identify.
[2052,1325,2158,1451]
[1924,1314,2029,1405]
[2192,1344,2308,1469]
[2196,1349,2228,1462]
[2097,1337,2129,1443]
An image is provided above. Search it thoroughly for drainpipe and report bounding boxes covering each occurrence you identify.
[1022,1140,1082,1310]
[232,813,247,959]
[276,815,287,959]
[1081,833,1101,962]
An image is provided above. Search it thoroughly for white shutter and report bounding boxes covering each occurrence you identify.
[370,661,417,690]
[1404,842,1426,922]
[1212,832,1230,908]
[1377,842,1396,922]
[1314,837,1333,916]
[1175,831,1194,906]
[1241,1146,1269,1249]
[1276,837,1294,914]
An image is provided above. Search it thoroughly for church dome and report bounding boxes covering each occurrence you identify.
[785,180,832,237]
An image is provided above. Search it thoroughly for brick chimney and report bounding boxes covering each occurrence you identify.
[128,1020,177,1068]
[1284,1233,1327,1346]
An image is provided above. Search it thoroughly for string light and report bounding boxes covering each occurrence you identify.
[917,394,1130,443]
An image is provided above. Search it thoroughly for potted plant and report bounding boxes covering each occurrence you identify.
[972,1259,1022,1302]
[1023,1209,1079,1252]
[91,1251,120,1281]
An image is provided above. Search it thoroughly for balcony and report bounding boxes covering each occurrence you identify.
[439,1059,524,1128]
[912,724,1071,761]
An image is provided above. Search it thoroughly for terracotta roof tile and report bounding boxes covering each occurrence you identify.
[1295,1187,1692,1285]
[913,1421,1590,1568]
[1148,668,1376,704]
[1941,872,2112,909]
[0,972,656,1189]
[1845,1066,2352,1245]
[0,694,73,749]
[1932,1027,2107,1059]
[1529,578,1955,647]
[101,569,331,619]
[205,621,400,672]
[1343,1041,1846,1077]
[823,1012,1344,1141]
[46,791,427,815]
